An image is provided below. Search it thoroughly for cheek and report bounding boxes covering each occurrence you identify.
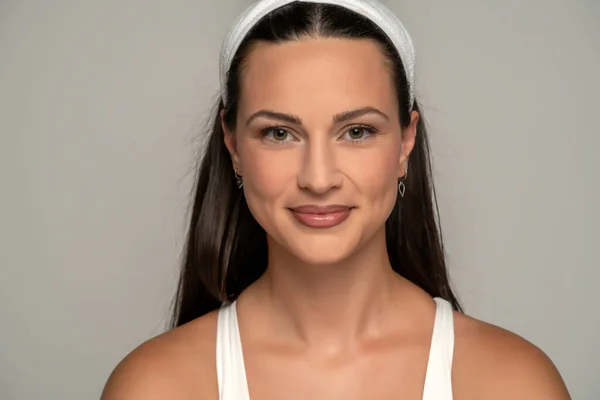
[238,140,295,205]
[343,141,402,200]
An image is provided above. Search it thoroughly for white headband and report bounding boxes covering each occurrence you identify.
[219,0,416,108]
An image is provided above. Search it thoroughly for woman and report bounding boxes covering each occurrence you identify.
[102,1,570,399]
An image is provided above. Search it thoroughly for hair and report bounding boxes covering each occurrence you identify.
[171,3,461,328]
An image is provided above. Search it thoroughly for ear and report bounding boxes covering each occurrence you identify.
[398,110,419,178]
[221,109,241,172]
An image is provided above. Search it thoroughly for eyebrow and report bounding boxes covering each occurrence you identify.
[245,106,389,127]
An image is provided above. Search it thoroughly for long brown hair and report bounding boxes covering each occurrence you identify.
[172,3,461,327]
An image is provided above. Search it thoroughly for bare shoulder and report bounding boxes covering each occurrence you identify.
[452,312,570,400]
[101,311,220,400]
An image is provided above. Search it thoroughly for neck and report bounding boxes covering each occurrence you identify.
[255,229,405,347]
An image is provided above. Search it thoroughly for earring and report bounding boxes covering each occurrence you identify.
[234,169,243,189]
[398,168,408,198]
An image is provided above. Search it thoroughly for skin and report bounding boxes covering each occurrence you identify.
[101,38,571,399]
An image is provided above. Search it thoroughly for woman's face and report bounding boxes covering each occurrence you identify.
[224,37,417,265]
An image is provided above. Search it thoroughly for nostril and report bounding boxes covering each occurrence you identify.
[297,147,341,193]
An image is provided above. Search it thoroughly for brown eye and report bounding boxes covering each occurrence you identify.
[348,127,366,140]
[343,125,375,142]
[265,128,290,142]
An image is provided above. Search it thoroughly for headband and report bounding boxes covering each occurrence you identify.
[219,0,416,108]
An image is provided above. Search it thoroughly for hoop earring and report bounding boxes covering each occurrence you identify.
[398,168,408,198]
[234,169,243,189]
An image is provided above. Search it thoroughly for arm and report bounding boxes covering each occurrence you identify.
[453,316,571,400]
[101,320,219,400]
[490,339,571,399]
[101,341,178,399]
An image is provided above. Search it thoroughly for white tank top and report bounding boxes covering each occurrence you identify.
[216,297,455,400]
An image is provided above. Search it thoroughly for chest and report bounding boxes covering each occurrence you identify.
[240,340,431,400]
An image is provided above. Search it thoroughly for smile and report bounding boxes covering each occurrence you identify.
[289,205,353,228]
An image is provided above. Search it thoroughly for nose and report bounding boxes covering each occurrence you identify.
[296,137,342,194]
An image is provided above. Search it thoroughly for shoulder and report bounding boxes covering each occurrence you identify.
[452,312,570,400]
[100,310,220,400]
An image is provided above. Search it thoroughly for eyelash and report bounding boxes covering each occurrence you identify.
[343,125,378,143]
[260,124,379,145]
[261,126,294,145]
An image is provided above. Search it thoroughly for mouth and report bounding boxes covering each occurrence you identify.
[288,205,354,229]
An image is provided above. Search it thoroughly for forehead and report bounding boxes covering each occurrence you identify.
[238,38,398,120]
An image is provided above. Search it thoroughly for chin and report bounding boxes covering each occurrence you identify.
[259,209,378,265]
[284,234,361,265]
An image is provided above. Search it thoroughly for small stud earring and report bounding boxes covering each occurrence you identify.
[234,169,243,189]
[398,168,408,198]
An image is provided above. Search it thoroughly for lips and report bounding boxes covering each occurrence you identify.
[289,205,353,228]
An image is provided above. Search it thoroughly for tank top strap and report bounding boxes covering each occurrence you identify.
[422,297,455,400]
[216,302,250,400]
[216,297,455,400]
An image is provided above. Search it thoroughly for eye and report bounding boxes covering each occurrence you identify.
[263,127,293,143]
[342,125,376,142]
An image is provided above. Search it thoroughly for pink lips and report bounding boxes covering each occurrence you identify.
[289,205,353,228]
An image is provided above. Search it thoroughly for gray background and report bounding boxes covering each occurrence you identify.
[1,0,598,399]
